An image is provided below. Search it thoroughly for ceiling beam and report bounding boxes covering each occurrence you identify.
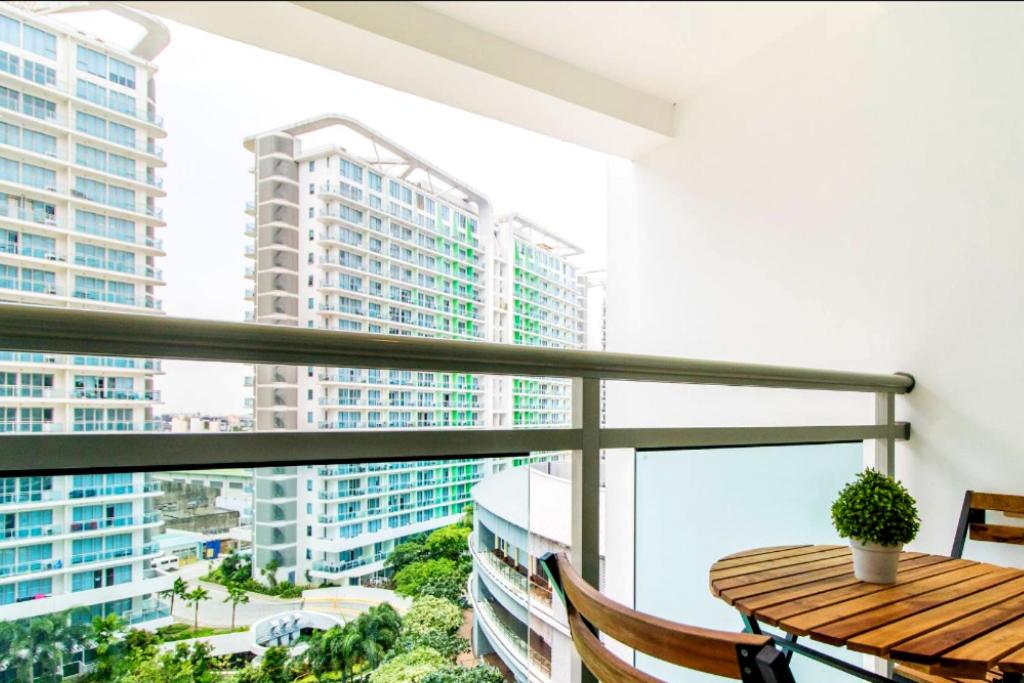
[124,1,676,158]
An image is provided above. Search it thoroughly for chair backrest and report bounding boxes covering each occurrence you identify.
[952,491,1024,558]
[539,552,795,683]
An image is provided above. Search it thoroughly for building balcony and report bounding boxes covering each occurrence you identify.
[0,512,161,544]
[69,388,161,402]
[68,482,161,499]
[319,181,364,203]
[72,290,162,310]
[311,551,387,575]
[70,542,161,567]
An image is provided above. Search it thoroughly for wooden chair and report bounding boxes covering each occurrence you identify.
[539,552,796,683]
[951,492,1024,559]
[894,492,1024,683]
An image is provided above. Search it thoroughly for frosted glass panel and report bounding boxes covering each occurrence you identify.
[635,443,863,681]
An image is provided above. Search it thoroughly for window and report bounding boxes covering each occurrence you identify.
[17,577,51,600]
[76,78,107,106]
[21,163,55,190]
[108,153,134,179]
[0,85,17,111]
[108,90,135,115]
[0,156,18,182]
[107,217,134,242]
[21,93,54,120]
[369,172,382,191]
[76,111,107,139]
[108,122,135,148]
[0,49,18,76]
[107,183,134,210]
[23,129,55,157]
[77,46,107,77]
[0,15,18,47]
[339,158,363,183]
[22,59,55,86]
[75,177,106,203]
[76,144,106,171]
[308,160,315,171]
[23,26,55,60]
[108,58,135,89]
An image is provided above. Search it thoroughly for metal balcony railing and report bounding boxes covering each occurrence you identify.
[0,302,913,661]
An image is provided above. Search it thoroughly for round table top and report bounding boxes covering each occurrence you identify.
[709,544,1024,680]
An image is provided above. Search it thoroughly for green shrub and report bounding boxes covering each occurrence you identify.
[402,596,463,637]
[831,469,920,546]
[369,647,447,683]
[394,558,461,597]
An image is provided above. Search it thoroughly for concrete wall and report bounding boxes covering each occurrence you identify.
[607,2,1024,568]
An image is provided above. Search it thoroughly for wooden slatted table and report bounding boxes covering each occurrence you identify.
[710,545,1024,681]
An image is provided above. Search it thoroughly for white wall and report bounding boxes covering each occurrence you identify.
[606,2,1024,561]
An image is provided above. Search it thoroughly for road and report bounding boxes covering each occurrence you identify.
[167,560,388,628]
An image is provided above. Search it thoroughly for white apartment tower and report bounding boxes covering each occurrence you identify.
[0,3,172,630]
[490,214,587,430]
[243,116,587,586]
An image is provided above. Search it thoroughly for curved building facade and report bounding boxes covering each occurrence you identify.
[470,461,603,683]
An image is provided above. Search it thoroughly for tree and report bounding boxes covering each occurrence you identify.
[89,613,125,680]
[421,665,504,683]
[0,611,90,682]
[348,603,403,673]
[305,623,365,683]
[393,558,460,597]
[368,646,447,683]
[385,538,428,573]
[223,583,250,629]
[460,503,474,528]
[424,526,471,565]
[219,551,252,584]
[160,576,189,614]
[185,586,210,630]
[394,631,469,661]
[261,557,281,587]
[416,572,467,605]
[236,645,292,683]
[116,641,219,683]
[402,596,463,637]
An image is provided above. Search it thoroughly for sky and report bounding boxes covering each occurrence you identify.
[55,13,609,415]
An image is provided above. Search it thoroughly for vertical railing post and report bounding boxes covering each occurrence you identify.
[869,390,897,678]
[571,376,601,683]
[874,391,895,477]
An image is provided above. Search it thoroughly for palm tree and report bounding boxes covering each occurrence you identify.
[88,613,125,681]
[185,586,210,630]
[0,611,90,682]
[346,604,402,677]
[223,582,249,629]
[160,576,189,614]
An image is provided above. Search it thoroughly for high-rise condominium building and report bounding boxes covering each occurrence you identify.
[243,116,587,585]
[0,3,172,630]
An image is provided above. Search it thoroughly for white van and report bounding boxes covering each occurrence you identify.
[153,555,180,572]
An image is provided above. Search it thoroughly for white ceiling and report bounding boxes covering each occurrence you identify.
[418,1,829,103]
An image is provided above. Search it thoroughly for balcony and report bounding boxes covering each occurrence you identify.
[72,290,162,310]
[70,542,161,566]
[0,298,915,682]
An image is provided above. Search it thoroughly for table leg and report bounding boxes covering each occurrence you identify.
[784,633,797,664]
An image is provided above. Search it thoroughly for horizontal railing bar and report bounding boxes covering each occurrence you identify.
[601,423,911,450]
[0,423,911,476]
[0,428,582,476]
[0,305,915,392]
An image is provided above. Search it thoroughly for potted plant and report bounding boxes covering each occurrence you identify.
[831,469,920,584]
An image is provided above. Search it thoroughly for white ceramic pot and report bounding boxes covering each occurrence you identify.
[850,538,902,584]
